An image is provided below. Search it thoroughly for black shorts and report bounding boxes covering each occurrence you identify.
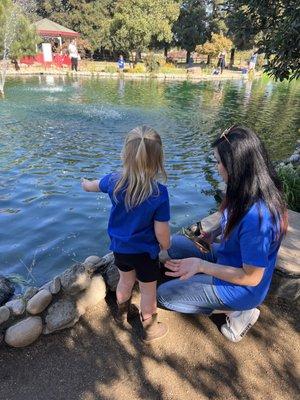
[113,252,160,283]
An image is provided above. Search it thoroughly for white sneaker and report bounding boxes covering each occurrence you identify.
[221,308,260,342]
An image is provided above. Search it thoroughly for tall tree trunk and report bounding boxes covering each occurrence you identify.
[131,51,135,66]
[230,48,235,67]
[135,49,141,63]
[186,50,191,64]
[206,54,211,65]
[164,45,168,60]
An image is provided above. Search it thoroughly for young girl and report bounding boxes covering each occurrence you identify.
[82,126,170,342]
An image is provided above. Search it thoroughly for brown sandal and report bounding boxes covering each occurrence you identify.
[141,314,168,343]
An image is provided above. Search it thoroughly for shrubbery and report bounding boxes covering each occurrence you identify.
[143,53,164,73]
[277,164,300,212]
[104,65,118,73]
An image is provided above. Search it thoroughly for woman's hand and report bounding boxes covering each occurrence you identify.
[165,258,203,280]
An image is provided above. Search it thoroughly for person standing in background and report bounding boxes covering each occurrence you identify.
[249,52,258,71]
[117,55,125,72]
[217,50,226,74]
[68,39,79,72]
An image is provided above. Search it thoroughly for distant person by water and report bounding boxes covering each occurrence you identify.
[117,55,125,71]
[249,52,258,71]
[217,50,226,74]
[81,126,170,343]
[68,39,79,72]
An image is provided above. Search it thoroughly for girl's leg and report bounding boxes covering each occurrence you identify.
[139,280,168,342]
[157,274,229,314]
[138,280,157,320]
[116,269,136,304]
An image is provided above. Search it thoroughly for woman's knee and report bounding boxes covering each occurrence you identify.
[168,234,196,259]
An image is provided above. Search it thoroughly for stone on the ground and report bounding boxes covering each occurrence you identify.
[6,298,26,316]
[49,276,61,294]
[24,287,39,301]
[44,298,79,334]
[60,263,91,294]
[83,254,112,274]
[76,275,106,315]
[84,255,101,266]
[5,316,43,347]
[26,289,52,315]
[41,276,61,294]
[0,306,10,324]
[289,154,300,164]
[103,260,119,291]
[0,276,14,306]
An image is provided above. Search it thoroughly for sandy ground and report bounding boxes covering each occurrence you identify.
[0,291,299,400]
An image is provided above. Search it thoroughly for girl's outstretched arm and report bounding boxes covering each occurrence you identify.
[81,178,100,192]
[154,221,170,250]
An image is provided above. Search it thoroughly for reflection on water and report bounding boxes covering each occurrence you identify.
[0,76,299,286]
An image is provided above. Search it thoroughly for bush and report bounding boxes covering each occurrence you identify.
[131,63,146,73]
[159,62,181,74]
[276,164,300,212]
[144,53,164,73]
[104,65,118,73]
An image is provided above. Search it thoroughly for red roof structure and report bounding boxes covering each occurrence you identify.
[34,18,80,39]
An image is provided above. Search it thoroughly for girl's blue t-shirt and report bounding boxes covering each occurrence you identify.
[214,202,282,310]
[99,173,170,258]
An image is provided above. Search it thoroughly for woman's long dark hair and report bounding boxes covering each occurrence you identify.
[212,125,288,238]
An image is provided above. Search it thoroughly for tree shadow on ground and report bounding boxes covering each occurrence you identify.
[0,293,299,400]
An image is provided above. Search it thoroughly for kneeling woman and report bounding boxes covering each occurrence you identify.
[157,125,287,342]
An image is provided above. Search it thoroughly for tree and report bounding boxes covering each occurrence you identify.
[224,0,300,81]
[173,0,210,64]
[110,0,180,62]
[36,0,116,54]
[196,33,232,64]
[209,0,227,35]
[0,0,39,62]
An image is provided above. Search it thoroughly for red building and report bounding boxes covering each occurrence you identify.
[21,18,80,68]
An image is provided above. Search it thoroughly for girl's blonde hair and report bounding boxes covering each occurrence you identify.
[114,125,167,210]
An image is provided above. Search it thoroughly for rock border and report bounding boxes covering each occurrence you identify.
[0,254,119,348]
[277,139,300,168]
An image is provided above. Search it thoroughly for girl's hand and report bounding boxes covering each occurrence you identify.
[81,178,90,191]
[81,178,100,192]
[165,258,203,280]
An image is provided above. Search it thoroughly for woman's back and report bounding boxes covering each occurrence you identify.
[215,201,282,309]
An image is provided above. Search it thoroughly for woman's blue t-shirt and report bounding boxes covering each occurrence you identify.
[214,202,282,310]
[99,173,170,259]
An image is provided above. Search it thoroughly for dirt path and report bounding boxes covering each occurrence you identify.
[0,294,299,400]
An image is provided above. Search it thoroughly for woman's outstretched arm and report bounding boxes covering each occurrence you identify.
[165,258,264,287]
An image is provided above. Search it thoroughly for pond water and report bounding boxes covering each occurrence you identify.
[0,75,299,287]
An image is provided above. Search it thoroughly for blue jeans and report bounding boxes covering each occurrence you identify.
[157,235,231,314]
